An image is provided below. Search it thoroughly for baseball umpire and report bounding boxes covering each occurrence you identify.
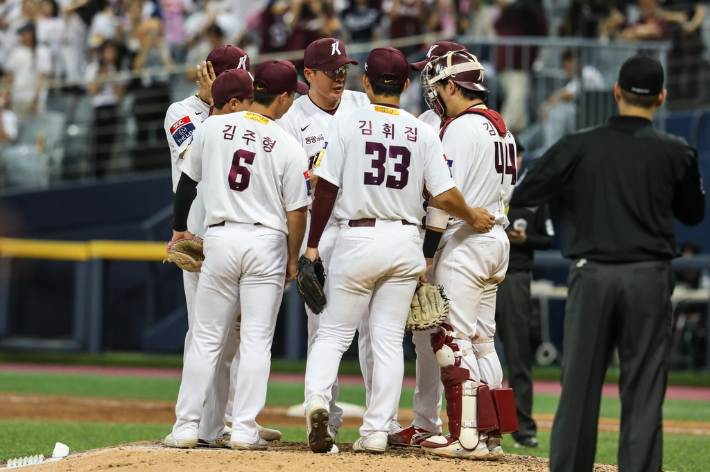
[510,54,706,472]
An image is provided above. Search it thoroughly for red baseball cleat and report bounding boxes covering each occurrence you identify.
[387,425,439,447]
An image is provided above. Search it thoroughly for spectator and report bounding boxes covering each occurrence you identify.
[663,0,707,106]
[620,0,669,40]
[560,0,613,37]
[341,0,382,65]
[382,0,425,55]
[539,49,606,148]
[258,0,292,55]
[86,39,128,177]
[87,2,119,53]
[184,23,224,83]
[161,0,191,63]
[0,89,19,145]
[494,0,548,134]
[131,17,173,172]
[469,0,500,38]
[289,0,342,54]
[35,0,64,64]
[6,22,52,124]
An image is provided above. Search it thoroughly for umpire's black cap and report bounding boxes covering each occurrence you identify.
[618,55,664,96]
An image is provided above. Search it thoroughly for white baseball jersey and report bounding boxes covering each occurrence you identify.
[181,111,312,234]
[165,95,211,190]
[441,109,516,219]
[279,90,370,169]
[315,104,455,224]
[418,109,441,131]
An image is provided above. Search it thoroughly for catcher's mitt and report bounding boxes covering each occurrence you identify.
[164,236,204,272]
[406,283,450,332]
[296,255,327,314]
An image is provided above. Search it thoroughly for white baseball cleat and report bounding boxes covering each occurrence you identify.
[305,396,333,453]
[421,435,489,460]
[353,432,387,453]
[164,433,198,449]
[231,437,269,451]
[388,419,403,435]
[327,426,339,454]
[486,436,504,461]
[257,425,282,441]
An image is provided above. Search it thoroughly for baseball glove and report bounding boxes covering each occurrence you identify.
[406,283,450,332]
[296,255,327,314]
[164,236,204,272]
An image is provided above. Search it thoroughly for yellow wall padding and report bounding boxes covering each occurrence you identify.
[0,238,168,261]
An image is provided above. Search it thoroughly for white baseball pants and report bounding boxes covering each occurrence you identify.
[173,222,286,444]
[304,219,374,428]
[411,225,510,429]
[304,220,425,436]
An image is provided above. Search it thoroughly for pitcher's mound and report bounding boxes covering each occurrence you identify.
[21,440,620,472]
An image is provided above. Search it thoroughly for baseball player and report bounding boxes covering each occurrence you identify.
[164,45,258,448]
[408,51,518,460]
[385,41,470,448]
[278,38,376,450]
[302,47,496,454]
[165,60,310,450]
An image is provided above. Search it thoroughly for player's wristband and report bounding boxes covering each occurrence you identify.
[426,206,449,230]
[423,228,444,259]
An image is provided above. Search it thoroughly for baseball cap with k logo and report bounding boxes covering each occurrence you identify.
[304,38,358,71]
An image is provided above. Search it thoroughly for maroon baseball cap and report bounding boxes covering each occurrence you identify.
[254,60,309,95]
[303,38,358,71]
[365,47,409,85]
[206,45,250,76]
[212,69,254,104]
[410,41,466,71]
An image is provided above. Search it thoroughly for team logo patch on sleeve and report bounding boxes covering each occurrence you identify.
[304,171,312,196]
[170,116,196,146]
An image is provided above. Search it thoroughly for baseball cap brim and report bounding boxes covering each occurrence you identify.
[409,60,429,71]
[296,81,309,95]
[310,55,358,71]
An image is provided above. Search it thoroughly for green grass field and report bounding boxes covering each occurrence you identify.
[0,370,709,471]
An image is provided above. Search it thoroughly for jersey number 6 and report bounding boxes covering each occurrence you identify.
[228,149,256,191]
[363,142,411,189]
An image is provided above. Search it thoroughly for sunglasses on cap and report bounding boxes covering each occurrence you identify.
[314,65,350,78]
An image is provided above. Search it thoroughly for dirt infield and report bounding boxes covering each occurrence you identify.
[2,393,709,436]
[7,441,620,472]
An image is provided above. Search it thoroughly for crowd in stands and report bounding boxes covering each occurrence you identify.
[0,0,707,182]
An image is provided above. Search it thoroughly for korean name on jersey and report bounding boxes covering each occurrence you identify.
[181,111,312,234]
[314,104,455,224]
[278,90,370,168]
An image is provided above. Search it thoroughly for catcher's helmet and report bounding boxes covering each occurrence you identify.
[421,51,487,118]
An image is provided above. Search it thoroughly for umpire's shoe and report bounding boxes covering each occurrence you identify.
[164,433,198,449]
[305,396,334,453]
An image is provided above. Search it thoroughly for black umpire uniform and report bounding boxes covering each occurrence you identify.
[510,55,706,472]
[497,196,553,446]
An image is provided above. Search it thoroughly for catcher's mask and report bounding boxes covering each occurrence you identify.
[421,50,488,119]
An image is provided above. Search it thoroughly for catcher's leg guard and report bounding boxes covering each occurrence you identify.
[422,325,489,459]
